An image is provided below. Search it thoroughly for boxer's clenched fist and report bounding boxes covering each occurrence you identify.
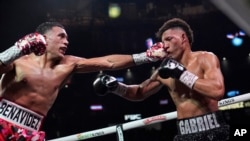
[0,33,46,65]
[146,42,167,60]
[15,32,46,56]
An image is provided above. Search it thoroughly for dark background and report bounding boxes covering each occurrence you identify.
[1,0,250,140]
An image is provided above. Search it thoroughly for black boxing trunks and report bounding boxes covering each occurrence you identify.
[174,111,230,141]
[0,98,45,141]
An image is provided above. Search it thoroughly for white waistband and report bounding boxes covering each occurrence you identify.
[0,99,44,131]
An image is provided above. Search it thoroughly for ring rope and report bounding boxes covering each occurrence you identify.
[48,93,250,141]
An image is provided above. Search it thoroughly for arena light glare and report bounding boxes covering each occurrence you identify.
[116,77,124,82]
[145,38,153,48]
[109,3,121,19]
[231,37,243,47]
[226,30,245,47]
[227,90,240,97]
[90,104,103,111]
[159,99,168,105]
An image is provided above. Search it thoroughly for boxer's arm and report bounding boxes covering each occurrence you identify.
[192,52,225,100]
[72,55,134,73]
[73,42,167,73]
[93,74,163,101]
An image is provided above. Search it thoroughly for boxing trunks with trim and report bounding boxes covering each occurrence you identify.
[174,111,230,141]
[0,98,45,141]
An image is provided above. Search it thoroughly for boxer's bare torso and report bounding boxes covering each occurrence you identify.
[0,55,78,115]
[158,51,222,119]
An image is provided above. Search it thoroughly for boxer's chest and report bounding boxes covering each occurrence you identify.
[13,61,73,88]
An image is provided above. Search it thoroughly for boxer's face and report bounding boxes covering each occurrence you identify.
[44,26,69,59]
[161,28,186,59]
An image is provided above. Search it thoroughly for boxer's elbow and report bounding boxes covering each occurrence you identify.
[212,84,225,100]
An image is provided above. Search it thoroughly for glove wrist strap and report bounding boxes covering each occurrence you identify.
[0,45,22,65]
[113,83,128,96]
[132,52,158,65]
[179,71,198,89]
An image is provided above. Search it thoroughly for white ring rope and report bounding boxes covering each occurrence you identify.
[48,93,250,141]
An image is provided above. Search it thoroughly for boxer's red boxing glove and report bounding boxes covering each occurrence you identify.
[0,33,46,65]
[146,42,167,60]
[15,32,46,56]
[132,42,167,65]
